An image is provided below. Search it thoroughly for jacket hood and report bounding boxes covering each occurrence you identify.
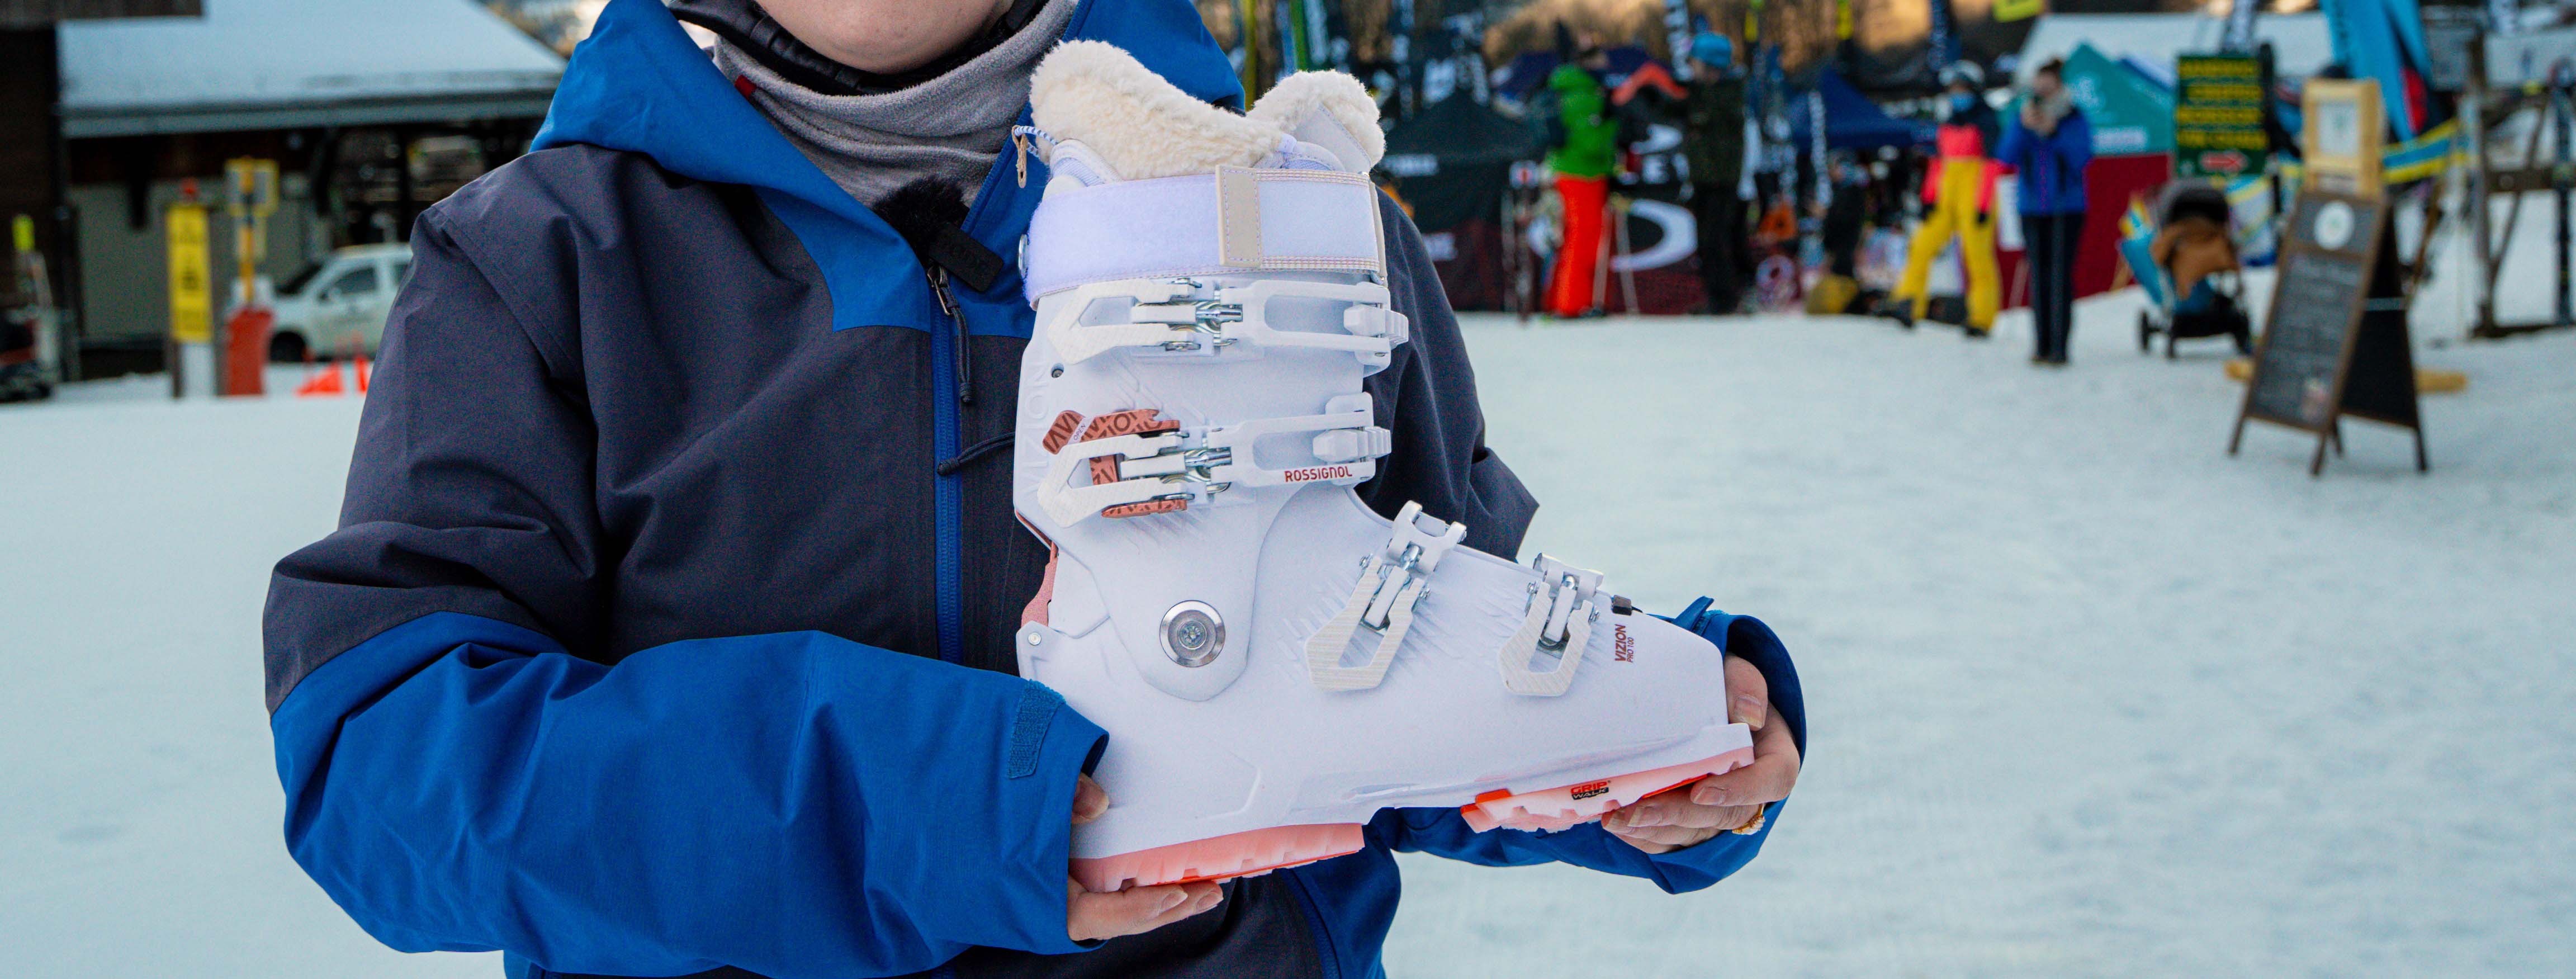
[531,0,1238,331]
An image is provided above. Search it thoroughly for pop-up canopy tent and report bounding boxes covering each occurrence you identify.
[1493,45,1656,105]
[2051,42,2175,157]
[1789,69,1936,151]
[2014,13,2335,86]
[1377,94,1544,311]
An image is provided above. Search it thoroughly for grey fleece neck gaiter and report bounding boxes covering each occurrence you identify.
[711,0,1076,207]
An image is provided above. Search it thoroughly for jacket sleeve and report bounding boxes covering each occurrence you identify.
[1995,119,2030,173]
[264,211,1104,978]
[1355,198,1805,891]
[1357,193,1540,559]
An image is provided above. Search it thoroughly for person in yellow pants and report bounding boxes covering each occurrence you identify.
[1890,63,2002,336]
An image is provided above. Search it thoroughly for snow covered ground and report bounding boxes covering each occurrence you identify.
[1389,296,2575,977]
[4,289,2572,976]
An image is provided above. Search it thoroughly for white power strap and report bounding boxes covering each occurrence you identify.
[1305,502,1466,691]
[1023,168,1386,300]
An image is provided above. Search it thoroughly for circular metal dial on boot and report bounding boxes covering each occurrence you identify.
[1160,601,1224,667]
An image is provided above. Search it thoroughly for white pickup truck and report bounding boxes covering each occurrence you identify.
[268,243,413,361]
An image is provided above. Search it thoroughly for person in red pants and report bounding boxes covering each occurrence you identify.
[1550,174,1611,316]
[1543,42,1619,317]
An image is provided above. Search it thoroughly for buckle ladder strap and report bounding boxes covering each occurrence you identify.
[1046,277,1408,369]
[1306,503,1466,691]
[1497,555,1606,697]
[1033,395,1389,527]
[1041,280,1209,363]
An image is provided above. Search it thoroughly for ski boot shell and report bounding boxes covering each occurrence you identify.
[1015,42,1753,892]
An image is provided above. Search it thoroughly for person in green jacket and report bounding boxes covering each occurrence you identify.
[1680,31,1749,313]
[1545,41,1620,316]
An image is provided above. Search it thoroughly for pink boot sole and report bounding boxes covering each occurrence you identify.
[1073,748,1758,891]
[1456,747,1758,833]
[1073,823,1366,893]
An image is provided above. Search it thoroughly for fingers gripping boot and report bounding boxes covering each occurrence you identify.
[1015,44,1753,892]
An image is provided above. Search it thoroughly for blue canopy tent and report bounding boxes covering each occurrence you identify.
[1789,69,1935,150]
[1493,45,1658,105]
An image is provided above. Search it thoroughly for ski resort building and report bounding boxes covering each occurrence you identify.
[48,0,562,376]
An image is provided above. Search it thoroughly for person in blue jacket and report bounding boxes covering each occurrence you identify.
[261,1,1807,977]
[1997,57,2095,367]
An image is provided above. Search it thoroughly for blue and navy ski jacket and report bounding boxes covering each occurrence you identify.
[1997,107,2094,216]
[262,2,1806,977]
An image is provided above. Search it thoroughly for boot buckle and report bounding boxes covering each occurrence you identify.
[1034,399,1386,526]
[1498,555,1605,697]
[1050,277,1407,369]
[1304,502,1465,691]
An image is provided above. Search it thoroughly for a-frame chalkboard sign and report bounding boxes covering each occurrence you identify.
[2228,189,2430,477]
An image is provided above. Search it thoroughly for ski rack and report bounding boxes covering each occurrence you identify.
[2463,37,2576,338]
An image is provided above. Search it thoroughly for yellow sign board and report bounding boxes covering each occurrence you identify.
[167,202,213,344]
[225,157,280,296]
[1993,0,2044,23]
[2302,79,2386,198]
[225,157,278,217]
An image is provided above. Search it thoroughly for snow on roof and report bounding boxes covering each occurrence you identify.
[2014,13,2334,86]
[59,0,565,138]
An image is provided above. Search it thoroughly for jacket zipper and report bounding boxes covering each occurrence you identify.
[930,110,1040,679]
[928,263,967,671]
[929,265,972,406]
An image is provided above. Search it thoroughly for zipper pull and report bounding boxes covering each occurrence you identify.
[1012,130,1031,188]
[929,266,973,406]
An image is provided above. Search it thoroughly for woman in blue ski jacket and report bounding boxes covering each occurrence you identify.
[260,1,1806,977]
[1997,58,2095,366]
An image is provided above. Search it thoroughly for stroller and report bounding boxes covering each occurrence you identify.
[2117,183,2254,358]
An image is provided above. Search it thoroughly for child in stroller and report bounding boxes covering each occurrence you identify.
[2119,183,2255,357]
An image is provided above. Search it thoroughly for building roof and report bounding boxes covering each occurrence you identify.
[3,0,196,27]
[59,0,564,138]
[2014,12,2335,87]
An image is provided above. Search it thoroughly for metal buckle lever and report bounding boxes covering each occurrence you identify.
[1035,398,1386,527]
[1305,502,1466,691]
[1129,291,1246,353]
[1497,554,1606,697]
[1033,429,1218,526]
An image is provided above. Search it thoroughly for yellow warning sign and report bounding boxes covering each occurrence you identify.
[168,202,213,344]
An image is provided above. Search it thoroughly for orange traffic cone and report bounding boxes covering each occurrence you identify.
[297,361,346,398]
[353,353,372,395]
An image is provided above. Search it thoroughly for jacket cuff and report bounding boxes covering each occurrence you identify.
[1636,798,1789,891]
[989,689,1109,955]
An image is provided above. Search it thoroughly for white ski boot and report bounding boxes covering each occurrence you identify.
[1015,42,1753,892]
